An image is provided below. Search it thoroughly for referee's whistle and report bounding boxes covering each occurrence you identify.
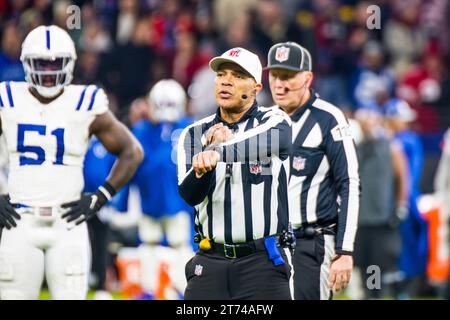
[199,238,212,251]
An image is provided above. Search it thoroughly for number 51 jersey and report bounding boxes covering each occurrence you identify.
[0,81,108,207]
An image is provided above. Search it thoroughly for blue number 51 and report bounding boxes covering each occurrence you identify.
[17,124,65,166]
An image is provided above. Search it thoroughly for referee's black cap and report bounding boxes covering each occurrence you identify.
[265,42,312,72]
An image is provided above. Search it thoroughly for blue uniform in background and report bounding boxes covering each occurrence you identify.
[130,118,193,218]
[114,117,195,248]
[395,130,428,278]
[83,137,127,211]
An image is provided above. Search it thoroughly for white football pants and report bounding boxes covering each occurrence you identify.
[138,211,194,297]
[0,209,90,300]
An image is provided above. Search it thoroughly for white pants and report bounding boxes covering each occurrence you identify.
[138,211,194,298]
[138,211,191,247]
[0,210,90,300]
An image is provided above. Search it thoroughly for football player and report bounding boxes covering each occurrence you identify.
[119,79,194,299]
[0,25,143,300]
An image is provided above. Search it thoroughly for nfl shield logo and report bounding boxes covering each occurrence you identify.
[249,161,262,174]
[293,156,306,171]
[195,264,203,276]
[275,46,290,62]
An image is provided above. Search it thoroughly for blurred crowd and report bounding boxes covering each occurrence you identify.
[1,0,450,299]
[1,0,449,126]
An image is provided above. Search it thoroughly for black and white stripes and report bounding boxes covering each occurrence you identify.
[288,92,360,254]
[178,102,292,243]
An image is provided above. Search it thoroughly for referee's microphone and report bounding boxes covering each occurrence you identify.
[284,85,306,93]
[242,94,248,99]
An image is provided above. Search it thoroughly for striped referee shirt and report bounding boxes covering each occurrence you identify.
[177,102,292,244]
[288,91,360,254]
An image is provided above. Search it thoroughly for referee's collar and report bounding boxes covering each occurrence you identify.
[290,89,318,122]
[214,101,259,130]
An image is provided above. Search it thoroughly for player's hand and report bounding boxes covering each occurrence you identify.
[388,205,409,229]
[206,123,233,145]
[193,150,220,178]
[328,255,353,292]
[0,195,21,229]
[61,190,108,225]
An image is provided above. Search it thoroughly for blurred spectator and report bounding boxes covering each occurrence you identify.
[311,0,353,109]
[171,30,210,89]
[79,21,113,53]
[53,0,73,30]
[128,97,150,126]
[383,0,427,77]
[420,0,450,54]
[73,50,100,84]
[347,1,383,58]
[99,17,157,120]
[187,65,216,119]
[147,0,184,53]
[0,22,25,81]
[212,0,258,34]
[351,41,396,109]
[216,11,257,54]
[115,0,140,45]
[353,108,409,299]
[251,0,287,51]
[384,98,429,298]
[4,0,29,23]
[193,0,217,57]
[397,44,447,131]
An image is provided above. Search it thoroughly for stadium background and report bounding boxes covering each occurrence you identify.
[0,0,449,300]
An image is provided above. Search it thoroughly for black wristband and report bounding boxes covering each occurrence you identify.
[335,250,353,256]
[98,181,117,201]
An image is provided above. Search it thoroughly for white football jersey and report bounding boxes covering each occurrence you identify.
[0,81,108,206]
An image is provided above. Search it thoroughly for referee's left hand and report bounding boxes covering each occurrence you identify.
[328,255,353,292]
[193,150,220,178]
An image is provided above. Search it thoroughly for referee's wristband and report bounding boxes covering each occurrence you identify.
[335,250,353,256]
[98,182,117,201]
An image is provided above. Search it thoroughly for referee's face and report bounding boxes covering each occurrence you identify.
[214,63,259,113]
[269,68,312,115]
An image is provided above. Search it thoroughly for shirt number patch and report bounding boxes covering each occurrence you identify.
[17,124,65,166]
[330,125,353,142]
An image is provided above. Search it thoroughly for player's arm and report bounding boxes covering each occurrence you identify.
[62,111,144,225]
[89,111,144,191]
[0,114,22,229]
[390,141,409,221]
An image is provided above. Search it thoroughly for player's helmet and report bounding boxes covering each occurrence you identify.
[148,79,186,122]
[20,25,77,98]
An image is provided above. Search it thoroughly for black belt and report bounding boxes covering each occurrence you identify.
[294,223,337,239]
[206,237,278,259]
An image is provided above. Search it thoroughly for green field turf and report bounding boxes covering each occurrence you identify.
[39,290,130,300]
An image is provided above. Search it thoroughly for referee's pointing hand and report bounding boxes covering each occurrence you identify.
[193,150,220,178]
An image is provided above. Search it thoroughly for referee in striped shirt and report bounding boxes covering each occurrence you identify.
[177,47,292,300]
[266,42,360,300]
